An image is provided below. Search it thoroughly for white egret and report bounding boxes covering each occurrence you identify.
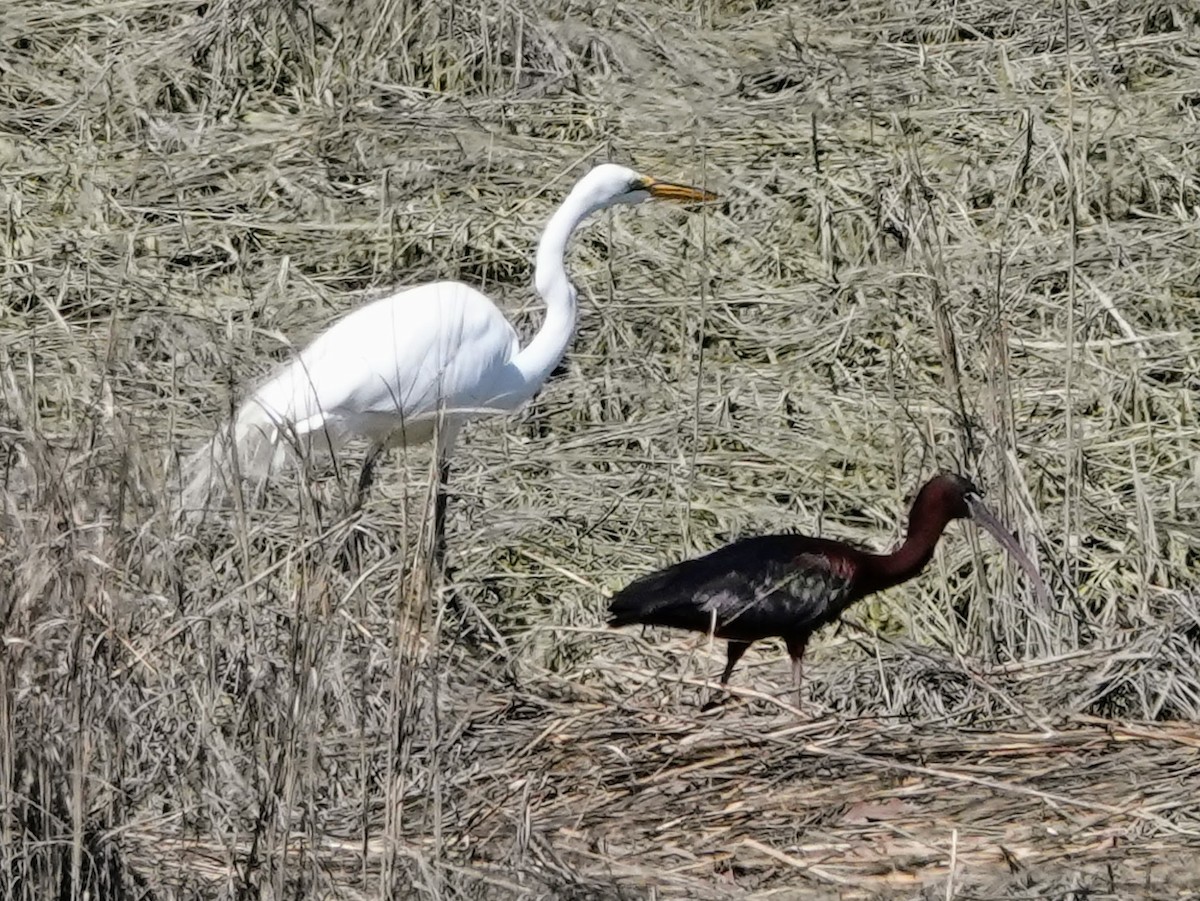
[180,163,715,557]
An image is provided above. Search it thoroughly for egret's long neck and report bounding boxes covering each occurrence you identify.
[870,489,954,591]
[511,187,606,395]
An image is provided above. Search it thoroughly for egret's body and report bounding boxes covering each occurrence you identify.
[181,164,714,550]
[239,281,523,470]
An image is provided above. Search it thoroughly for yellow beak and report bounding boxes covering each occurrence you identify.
[640,177,718,203]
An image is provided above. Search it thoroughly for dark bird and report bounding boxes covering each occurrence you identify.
[608,473,1050,708]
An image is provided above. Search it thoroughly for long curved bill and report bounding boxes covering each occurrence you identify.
[641,177,718,203]
[966,494,1052,607]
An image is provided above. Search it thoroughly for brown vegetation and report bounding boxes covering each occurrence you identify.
[1,0,1198,897]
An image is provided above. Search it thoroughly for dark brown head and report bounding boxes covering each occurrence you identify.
[919,472,982,520]
[920,472,1051,606]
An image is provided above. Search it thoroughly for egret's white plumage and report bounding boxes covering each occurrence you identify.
[180,163,714,519]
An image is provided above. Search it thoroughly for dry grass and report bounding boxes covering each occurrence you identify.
[2,0,1199,897]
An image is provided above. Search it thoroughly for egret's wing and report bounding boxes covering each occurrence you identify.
[250,281,521,446]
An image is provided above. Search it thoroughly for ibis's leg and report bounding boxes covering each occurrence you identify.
[699,641,752,711]
[785,635,809,710]
[720,641,752,686]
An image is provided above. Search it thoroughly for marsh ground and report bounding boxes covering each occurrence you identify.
[2,0,1199,897]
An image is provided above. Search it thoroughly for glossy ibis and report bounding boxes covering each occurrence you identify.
[608,473,1049,707]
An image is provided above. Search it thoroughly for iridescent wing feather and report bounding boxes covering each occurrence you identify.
[609,535,858,643]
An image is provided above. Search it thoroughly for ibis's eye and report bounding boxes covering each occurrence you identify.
[629,179,647,193]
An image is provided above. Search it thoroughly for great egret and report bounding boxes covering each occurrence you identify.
[180,163,716,559]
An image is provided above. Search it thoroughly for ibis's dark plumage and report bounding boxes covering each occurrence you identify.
[608,473,1049,706]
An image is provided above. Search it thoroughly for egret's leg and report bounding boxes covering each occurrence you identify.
[335,447,382,572]
[432,456,451,571]
[430,422,460,573]
[353,446,382,512]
